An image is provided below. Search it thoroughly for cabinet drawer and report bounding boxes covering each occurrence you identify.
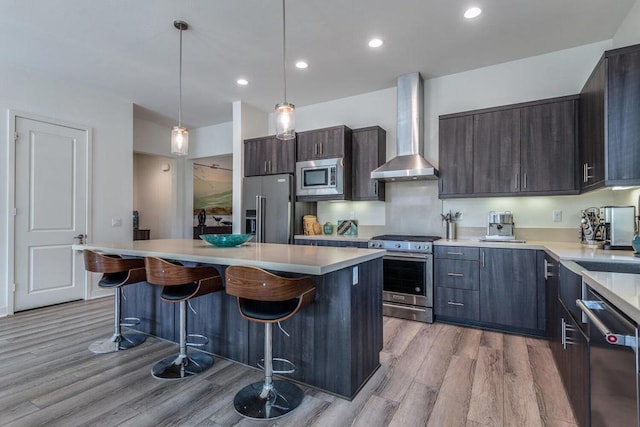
[435,259,479,290]
[435,287,479,321]
[435,246,479,260]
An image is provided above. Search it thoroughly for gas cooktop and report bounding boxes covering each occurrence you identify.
[371,235,441,242]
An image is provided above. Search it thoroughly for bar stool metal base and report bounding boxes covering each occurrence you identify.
[233,380,304,420]
[89,332,146,354]
[151,352,214,380]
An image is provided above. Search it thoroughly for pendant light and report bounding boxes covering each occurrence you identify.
[171,20,189,155]
[275,0,295,140]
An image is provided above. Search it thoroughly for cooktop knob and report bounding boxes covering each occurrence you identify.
[394,243,401,248]
[416,244,422,250]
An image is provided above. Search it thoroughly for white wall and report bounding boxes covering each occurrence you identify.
[1,67,134,315]
[133,153,178,238]
[613,0,640,48]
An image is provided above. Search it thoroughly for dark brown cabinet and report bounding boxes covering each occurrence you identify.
[352,126,386,201]
[479,248,542,331]
[521,99,578,193]
[193,225,232,239]
[473,109,521,194]
[580,43,640,190]
[296,125,352,161]
[438,116,474,196]
[244,135,295,177]
[434,246,480,322]
[439,96,578,198]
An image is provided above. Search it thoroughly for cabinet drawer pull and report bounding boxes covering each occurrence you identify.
[447,251,463,255]
[447,272,464,277]
[447,301,464,306]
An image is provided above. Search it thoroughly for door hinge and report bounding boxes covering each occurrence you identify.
[12,283,16,292]
[12,208,17,216]
[14,132,18,142]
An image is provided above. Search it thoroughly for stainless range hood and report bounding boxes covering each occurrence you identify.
[371,72,439,181]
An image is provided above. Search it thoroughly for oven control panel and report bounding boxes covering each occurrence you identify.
[368,240,433,253]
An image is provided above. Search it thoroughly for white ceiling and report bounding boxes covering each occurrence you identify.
[0,0,635,128]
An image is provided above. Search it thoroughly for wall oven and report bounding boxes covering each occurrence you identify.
[296,157,344,197]
[369,235,439,323]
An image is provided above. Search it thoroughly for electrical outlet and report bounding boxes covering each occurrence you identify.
[552,210,562,223]
[111,218,122,227]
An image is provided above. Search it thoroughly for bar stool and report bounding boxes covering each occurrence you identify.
[83,250,147,353]
[225,265,316,420]
[144,257,222,380]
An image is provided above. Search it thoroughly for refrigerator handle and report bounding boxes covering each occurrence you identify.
[256,195,266,243]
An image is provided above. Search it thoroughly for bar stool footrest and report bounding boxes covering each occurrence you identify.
[234,380,304,420]
[257,357,296,375]
[120,317,141,327]
[186,333,209,348]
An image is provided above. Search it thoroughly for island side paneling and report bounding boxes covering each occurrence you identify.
[120,258,383,399]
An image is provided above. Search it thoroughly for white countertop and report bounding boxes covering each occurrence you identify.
[436,239,640,263]
[582,270,640,324]
[73,239,385,276]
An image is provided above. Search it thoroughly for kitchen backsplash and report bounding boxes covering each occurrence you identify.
[317,185,640,242]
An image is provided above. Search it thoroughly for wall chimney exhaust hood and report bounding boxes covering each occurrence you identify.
[371,72,439,181]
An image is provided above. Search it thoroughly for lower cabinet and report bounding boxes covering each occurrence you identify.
[434,246,546,336]
[551,261,589,427]
[479,247,541,331]
[555,301,590,427]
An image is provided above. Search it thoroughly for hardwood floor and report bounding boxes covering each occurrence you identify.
[0,298,577,426]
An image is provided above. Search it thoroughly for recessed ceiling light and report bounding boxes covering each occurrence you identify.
[368,38,383,48]
[295,61,308,69]
[237,78,248,86]
[464,7,482,19]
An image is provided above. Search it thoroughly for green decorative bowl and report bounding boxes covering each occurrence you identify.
[200,234,253,247]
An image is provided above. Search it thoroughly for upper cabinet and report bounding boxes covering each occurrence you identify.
[244,135,295,177]
[296,125,352,161]
[351,126,386,201]
[580,43,640,190]
[439,95,579,198]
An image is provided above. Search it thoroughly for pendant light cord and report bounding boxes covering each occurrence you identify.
[178,26,183,128]
[282,0,287,104]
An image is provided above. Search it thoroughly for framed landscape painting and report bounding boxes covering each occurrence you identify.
[193,163,232,215]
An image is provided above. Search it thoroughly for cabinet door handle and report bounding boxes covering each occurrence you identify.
[583,163,593,182]
[447,301,464,306]
[264,161,268,173]
[523,172,527,189]
[319,143,323,156]
[447,251,463,255]
[373,181,378,195]
[514,173,519,190]
[544,259,554,280]
[481,250,485,267]
[268,160,272,173]
[447,272,464,277]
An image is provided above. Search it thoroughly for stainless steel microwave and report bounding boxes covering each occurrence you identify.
[296,157,344,197]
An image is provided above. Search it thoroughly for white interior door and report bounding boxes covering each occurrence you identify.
[13,116,89,311]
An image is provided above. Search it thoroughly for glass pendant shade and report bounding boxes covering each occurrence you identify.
[275,102,295,140]
[171,126,189,155]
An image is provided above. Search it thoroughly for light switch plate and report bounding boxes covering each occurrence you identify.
[552,210,562,222]
[111,218,122,227]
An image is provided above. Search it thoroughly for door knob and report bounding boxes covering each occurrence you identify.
[73,234,87,244]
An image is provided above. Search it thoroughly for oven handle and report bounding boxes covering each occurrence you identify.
[384,254,429,262]
[577,299,637,348]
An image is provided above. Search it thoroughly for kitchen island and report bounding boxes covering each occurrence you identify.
[73,239,385,399]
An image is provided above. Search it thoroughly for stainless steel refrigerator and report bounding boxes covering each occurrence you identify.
[242,174,315,244]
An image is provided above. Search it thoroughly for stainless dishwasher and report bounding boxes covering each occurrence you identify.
[578,288,639,427]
